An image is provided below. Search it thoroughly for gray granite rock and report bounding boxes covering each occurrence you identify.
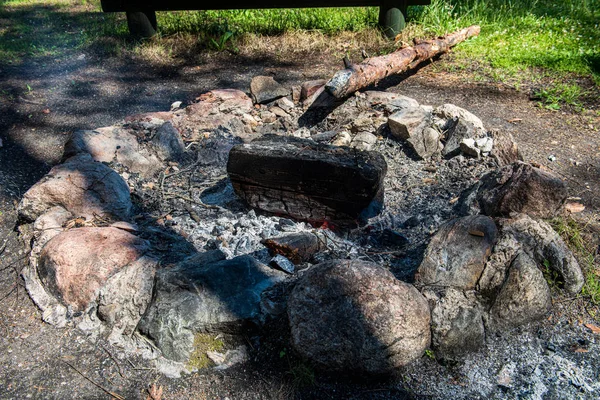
[388,106,430,140]
[427,288,485,360]
[18,154,132,222]
[138,253,286,362]
[498,215,584,295]
[288,260,430,375]
[64,127,161,177]
[152,121,185,161]
[477,162,567,219]
[488,252,552,329]
[250,76,290,104]
[416,215,498,290]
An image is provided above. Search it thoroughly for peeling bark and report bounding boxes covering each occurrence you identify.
[325,25,481,99]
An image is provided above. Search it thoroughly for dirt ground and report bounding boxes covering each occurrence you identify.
[2,22,600,400]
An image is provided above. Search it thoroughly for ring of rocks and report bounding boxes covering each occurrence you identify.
[16,76,583,377]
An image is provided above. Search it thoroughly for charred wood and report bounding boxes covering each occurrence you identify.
[227,135,387,224]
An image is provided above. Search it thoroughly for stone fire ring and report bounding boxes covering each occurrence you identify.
[16,79,584,377]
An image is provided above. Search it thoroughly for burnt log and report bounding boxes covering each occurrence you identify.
[325,25,480,99]
[227,135,387,224]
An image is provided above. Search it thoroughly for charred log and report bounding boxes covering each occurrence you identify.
[227,135,387,224]
[325,25,481,99]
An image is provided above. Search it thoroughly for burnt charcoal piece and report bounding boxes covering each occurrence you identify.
[227,135,387,224]
[262,232,322,264]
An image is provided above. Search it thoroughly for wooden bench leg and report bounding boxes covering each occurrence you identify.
[379,0,407,39]
[126,10,157,38]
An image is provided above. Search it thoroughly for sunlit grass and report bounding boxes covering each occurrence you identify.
[0,0,599,106]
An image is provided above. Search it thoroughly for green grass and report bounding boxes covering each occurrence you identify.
[410,0,600,108]
[0,1,599,107]
[551,216,600,305]
[187,333,225,370]
[158,7,379,36]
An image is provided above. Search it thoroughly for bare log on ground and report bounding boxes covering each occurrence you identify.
[325,25,481,99]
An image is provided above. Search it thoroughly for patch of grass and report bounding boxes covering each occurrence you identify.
[551,216,600,304]
[1,1,598,108]
[409,0,600,108]
[542,259,564,288]
[187,332,224,370]
[534,83,585,111]
[158,7,379,36]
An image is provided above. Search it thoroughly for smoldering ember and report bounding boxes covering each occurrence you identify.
[10,48,599,397]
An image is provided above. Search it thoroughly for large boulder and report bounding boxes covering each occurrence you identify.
[477,162,567,218]
[488,252,552,329]
[288,260,431,375]
[227,135,387,224]
[37,227,151,311]
[18,154,132,222]
[138,253,286,362]
[416,215,498,290]
[64,126,161,177]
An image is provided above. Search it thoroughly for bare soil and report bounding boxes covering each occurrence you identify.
[1,31,600,400]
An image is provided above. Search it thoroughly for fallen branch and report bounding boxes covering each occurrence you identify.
[325,25,480,98]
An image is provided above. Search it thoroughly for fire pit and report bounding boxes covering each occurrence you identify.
[16,73,583,377]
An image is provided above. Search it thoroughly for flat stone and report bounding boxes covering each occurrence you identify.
[250,76,290,104]
[175,89,252,139]
[288,260,430,375]
[416,215,498,290]
[37,227,151,311]
[138,253,286,362]
[364,91,420,113]
[488,252,552,329]
[477,161,567,218]
[18,154,132,222]
[434,103,486,135]
[387,107,430,140]
[64,127,162,177]
[351,131,377,150]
